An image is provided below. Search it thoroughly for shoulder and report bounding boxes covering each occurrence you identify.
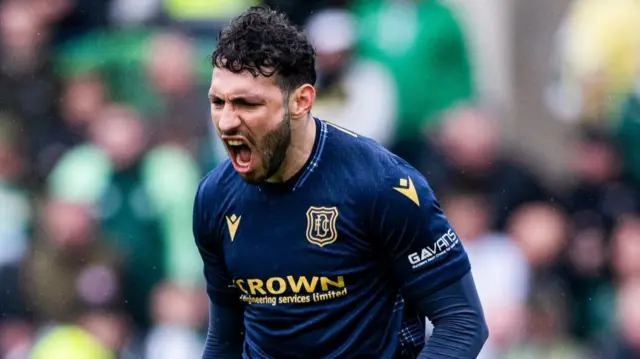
[322,119,428,194]
[371,152,436,213]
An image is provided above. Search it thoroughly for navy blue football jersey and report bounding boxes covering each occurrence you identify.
[193,117,471,358]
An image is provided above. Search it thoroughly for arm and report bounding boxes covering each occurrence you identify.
[193,178,245,358]
[203,301,245,359]
[372,162,488,358]
[416,272,488,358]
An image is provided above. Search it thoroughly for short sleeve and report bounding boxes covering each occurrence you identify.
[371,164,471,302]
[193,180,239,306]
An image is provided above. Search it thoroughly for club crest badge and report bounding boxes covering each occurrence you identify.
[306,206,339,247]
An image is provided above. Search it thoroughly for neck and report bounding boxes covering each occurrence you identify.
[267,114,316,183]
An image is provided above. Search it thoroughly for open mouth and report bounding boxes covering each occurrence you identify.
[226,139,253,172]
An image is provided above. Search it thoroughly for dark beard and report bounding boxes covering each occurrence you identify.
[257,109,292,182]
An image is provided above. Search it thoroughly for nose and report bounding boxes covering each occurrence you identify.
[217,103,241,134]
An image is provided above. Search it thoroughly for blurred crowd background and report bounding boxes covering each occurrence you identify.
[1,0,640,358]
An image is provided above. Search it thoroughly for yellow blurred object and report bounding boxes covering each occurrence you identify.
[562,0,640,122]
[566,0,640,81]
[163,0,258,21]
[30,325,115,359]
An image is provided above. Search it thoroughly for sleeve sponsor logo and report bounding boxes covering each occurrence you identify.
[407,228,459,269]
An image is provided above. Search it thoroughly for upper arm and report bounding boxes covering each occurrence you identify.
[193,179,239,307]
[371,162,471,302]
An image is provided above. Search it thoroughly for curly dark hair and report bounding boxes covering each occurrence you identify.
[212,5,317,93]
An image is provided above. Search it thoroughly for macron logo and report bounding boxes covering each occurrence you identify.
[393,177,420,207]
[407,228,460,269]
[226,214,241,241]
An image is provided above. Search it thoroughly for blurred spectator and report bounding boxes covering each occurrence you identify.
[611,216,640,283]
[144,32,212,155]
[560,126,639,340]
[47,104,202,331]
[21,198,122,324]
[508,203,568,285]
[144,283,207,359]
[55,28,215,169]
[502,293,588,359]
[602,278,640,359]
[32,73,112,178]
[503,203,588,359]
[60,74,109,131]
[77,310,139,358]
[603,217,640,358]
[565,127,639,231]
[563,220,615,342]
[0,319,33,359]
[352,0,475,150]
[419,106,547,230]
[0,0,67,184]
[306,9,396,146]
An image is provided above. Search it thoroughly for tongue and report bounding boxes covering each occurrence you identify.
[239,146,251,163]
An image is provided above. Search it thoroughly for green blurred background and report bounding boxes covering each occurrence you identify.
[1,0,640,358]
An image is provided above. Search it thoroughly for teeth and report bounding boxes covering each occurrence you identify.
[227,140,244,146]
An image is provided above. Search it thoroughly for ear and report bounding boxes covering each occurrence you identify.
[289,84,316,119]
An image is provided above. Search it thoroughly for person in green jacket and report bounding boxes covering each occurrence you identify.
[351,0,475,139]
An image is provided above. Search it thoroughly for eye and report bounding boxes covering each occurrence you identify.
[234,99,260,108]
[212,98,224,108]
